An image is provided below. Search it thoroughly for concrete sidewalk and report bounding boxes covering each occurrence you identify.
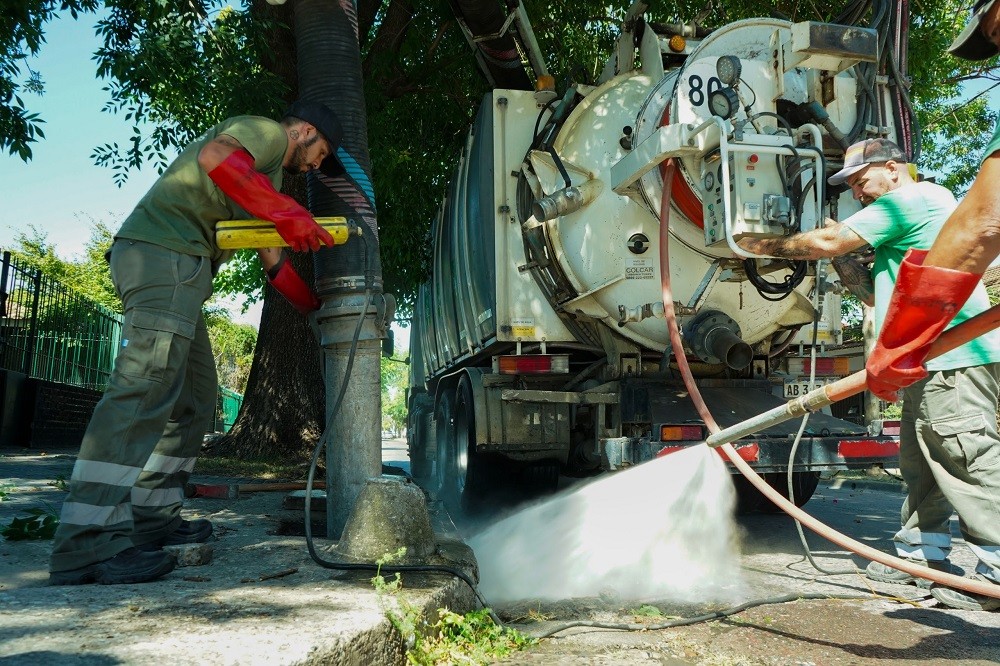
[0,446,476,665]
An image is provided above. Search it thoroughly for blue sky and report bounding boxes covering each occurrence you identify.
[0,13,161,260]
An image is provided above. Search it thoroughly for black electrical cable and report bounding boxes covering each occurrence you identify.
[744,259,807,300]
[299,231,503,627]
[750,111,793,135]
[784,264,857,576]
[532,97,558,148]
[534,592,899,638]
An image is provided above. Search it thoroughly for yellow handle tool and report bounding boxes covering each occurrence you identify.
[215,217,361,250]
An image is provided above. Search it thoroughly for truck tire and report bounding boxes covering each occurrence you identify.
[760,471,821,512]
[440,377,501,514]
[519,461,560,495]
[732,471,821,514]
[433,389,456,498]
[407,395,434,481]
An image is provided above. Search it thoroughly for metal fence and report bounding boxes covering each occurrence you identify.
[0,251,122,390]
[0,250,245,432]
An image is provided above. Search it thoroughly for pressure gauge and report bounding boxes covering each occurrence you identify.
[716,55,742,86]
[709,87,740,120]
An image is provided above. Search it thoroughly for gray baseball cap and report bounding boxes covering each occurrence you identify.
[948,0,999,61]
[828,138,907,186]
[283,100,347,178]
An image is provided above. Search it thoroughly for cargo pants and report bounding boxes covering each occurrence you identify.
[895,363,1000,583]
[50,240,217,573]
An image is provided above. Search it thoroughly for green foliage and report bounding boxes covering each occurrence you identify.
[11,221,119,312]
[381,353,408,434]
[0,484,13,501]
[205,305,257,392]
[882,402,902,419]
[5,0,1000,314]
[409,608,534,665]
[632,604,663,617]
[371,548,533,665]
[840,293,865,342]
[91,1,287,185]
[1,505,59,540]
[1,0,99,159]
[213,249,267,309]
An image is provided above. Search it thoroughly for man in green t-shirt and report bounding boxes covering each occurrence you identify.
[865,0,1000,611]
[738,138,1000,610]
[48,100,345,585]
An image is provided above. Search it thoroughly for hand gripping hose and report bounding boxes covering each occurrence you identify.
[657,157,1000,601]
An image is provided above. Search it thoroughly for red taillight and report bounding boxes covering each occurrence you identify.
[787,357,851,376]
[880,420,901,436]
[660,425,703,441]
[838,439,900,458]
[496,354,569,375]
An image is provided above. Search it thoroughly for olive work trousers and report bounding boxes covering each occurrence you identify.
[50,240,216,573]
[895,363,1000,583]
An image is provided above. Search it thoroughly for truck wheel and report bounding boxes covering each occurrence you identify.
[433,389,456,498]
[451,377,500,513]
[408,395,434,481]
[759,471,821,512]
[731,474,764,514]
[732,471,821,514]
[519,461,560,495]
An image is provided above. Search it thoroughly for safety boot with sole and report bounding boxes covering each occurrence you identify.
[865,559,961,589]
[49,547,176,586]
[930,574,1000,611]
[137,518,214,551]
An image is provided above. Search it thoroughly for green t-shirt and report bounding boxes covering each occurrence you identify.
[116,116,288,271]
[844,180,1000,371]
[983,120,1000,164]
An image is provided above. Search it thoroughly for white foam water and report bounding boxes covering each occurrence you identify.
[469,446,743,604]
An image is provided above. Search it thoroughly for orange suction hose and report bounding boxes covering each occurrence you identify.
[656,157,1000,600]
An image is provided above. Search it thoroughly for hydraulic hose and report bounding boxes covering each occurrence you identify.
[656,159,1000,601]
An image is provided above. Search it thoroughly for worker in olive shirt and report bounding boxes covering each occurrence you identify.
[49,101,343,585]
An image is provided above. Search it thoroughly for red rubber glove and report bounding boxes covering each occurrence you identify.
[267,255,320,315]
[208,150,335,252]
[865,249,982,402]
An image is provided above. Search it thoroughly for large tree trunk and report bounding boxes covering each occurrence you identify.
[211,248,326,461]
[211,0,411,463]
[211,0,325,461]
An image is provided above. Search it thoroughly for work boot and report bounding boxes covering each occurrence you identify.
[930,574,1000,611]
[49,547,175,586]
[137,518,215,551]
[865,559,962,589]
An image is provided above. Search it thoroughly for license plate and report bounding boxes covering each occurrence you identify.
[782,380,830,398]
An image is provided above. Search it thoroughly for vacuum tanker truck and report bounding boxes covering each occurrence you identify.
[408,2,906,511]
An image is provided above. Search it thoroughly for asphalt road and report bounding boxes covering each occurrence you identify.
[472,474,1000,665]
[7,441,997,665]
[394,435,996,666]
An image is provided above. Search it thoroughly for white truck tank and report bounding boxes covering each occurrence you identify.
[408,12,902,512]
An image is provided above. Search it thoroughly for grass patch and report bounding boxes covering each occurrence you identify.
[373,548,535,665]
[194,455,308,480]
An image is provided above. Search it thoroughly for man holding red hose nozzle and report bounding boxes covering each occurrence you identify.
[48,101,343,585]
[863,0,1000,611]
